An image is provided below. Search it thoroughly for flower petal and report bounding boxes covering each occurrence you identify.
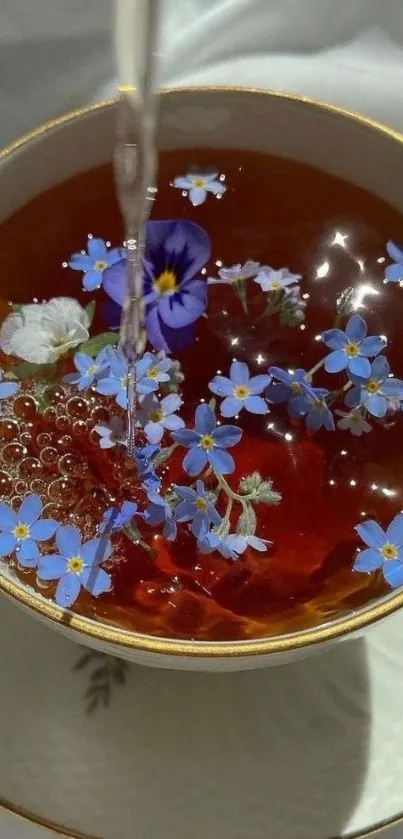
[56,525,82,558]
[160,393,182,414]
[189,187,207,205]
[158,281,207,328]
[55,573,81,607]
[87,237,108,261]
[18,493,42,525]
[82,269,103,291]
[208,447,235,474]
[0,532,16,556]
[17,539,40,566]
[0,503,17,530]
[145,421,164,444]
[183,447,207,476]
[80,566,111,596]
[244,395,268,414]
[353,548,383,572]
[383,560,403,588]
[220,396,242,417]
[96,377,121,396]
[162,414,184,431]
[321,328,347,351]
[0,381,19,399]
[103,259,126,306]
[348,356,371,378]
[356,519,386,549]
[345,314,367,342]
[360,336,386,357]
[385,262,403,282]
[174,501,195,522]
[371,355,389,380]
[366,393,387,418]
[30,518,59,541]
[208,376,233,397]
[205,180,226,195]
[172,428,200,447]
[248,374,271,394]
[195,403,215,434]
[230,361,249,385]
[266,383,290,404]
[68,253,94,271]
[213,424,242,448]
[386,513,403,547]
[324,350,347,374]
[172,176,193,189]
[82,536,112,566]
[386,240,403,263]
[38,554,68,580]
[345,387,361,409]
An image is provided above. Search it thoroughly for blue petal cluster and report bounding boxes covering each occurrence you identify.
[172,403,242,476]
[354,513,403,588]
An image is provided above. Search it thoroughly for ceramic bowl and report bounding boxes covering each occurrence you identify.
[1,87,403,671]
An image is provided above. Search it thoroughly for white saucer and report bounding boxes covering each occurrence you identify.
[1,598,403,839]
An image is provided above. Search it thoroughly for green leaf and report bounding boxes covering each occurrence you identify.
[85,300,96,326]
[11,304,23,314]
[79,332,118,357]
[5,361,57,381]
[237,504,257,537]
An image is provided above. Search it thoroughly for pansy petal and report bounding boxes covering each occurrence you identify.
[82,536,112,566]
[345,314,367,342]
[55,573,81,608]
[17,539,39,566]
[0,532,16,556]
[37,554,68,580]
[324,350,347,374]
[385,262,403,282]
[353,548,383,572]
[30,518,59,540]
[356,519,386,549]
[80,566,112,596]
[348,356,371,378]
[386,240,403,263]
[183,447,207,476]
[248,374,271,394]
[103,259,127,306]
[208,376,233,397]
[386,514,403,547]
[360,336,386,357]
[195,403,215,434]
[82,269,103,291]
[321,328,347,351]
[189,187,207,206]
[244,395,268,414]
[56,525,82,558]
[230,361,249,385]
[208,447,235,475]
[220,396,242,417]
[172,428,200,447]
[0,503,17,530]
[383,560,403,588]
[213,424,242,448]
[19,494,42,525]
[158,282,207,328]
[87,237,108,261]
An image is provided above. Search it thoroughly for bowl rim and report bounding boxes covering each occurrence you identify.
[2,84,403,659]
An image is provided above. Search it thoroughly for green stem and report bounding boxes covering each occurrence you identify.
[307,357,325,378]
[123,523,155,555]
[233,280,248,315]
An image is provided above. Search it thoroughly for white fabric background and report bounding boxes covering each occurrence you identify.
[1,2,403,837]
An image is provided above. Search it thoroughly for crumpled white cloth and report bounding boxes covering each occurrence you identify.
[1,0,403,148]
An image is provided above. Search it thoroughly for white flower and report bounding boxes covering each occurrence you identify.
[95,416,126,449]
[0,297,90,364]
[254,267,301,293]
[336,409,372,436]
[172,169,226,206]
[208,261,260,286]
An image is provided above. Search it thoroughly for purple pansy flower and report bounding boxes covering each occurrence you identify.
[354,513,403,588]
[172,403,242,476]
[322,314,385,378]
[139,392,185,444]
[209,360,270,417]
[345,355,403,418]
[37,525,112,607]
[0,494,58,568]
[103,220,210,353]
[143,490,177,541]
[266,367,314,416]
[173,480,221,538]
[68,236,125,292]
[385,241,403,283]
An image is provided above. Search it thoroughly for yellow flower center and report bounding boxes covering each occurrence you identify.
[192,177,206,188]
[234,385,250,400]
[87,365,98,376]
[350,414,360,425]
[270,280,281,290]
[290,382,301,393]
[13,523,30,540]
[94,260,108,272]
[68,556,84,573]
[147,367,159,379]
[195,497,208,512]
[345,342,359,357]
[120,375,127,388]
[200,435,214,451]
[381,543,398,561]
[366,379,380,394]
[150,409,164,423]
[314,399,324,411]
[153,270,178,295]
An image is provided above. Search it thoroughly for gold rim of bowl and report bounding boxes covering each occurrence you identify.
[1,86,403,658]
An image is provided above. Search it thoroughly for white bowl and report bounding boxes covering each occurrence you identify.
[1,87,403,671]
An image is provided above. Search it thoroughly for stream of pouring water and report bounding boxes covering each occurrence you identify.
[114,0,161,455]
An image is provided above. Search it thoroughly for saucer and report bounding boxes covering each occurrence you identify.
[1,594,403,839]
